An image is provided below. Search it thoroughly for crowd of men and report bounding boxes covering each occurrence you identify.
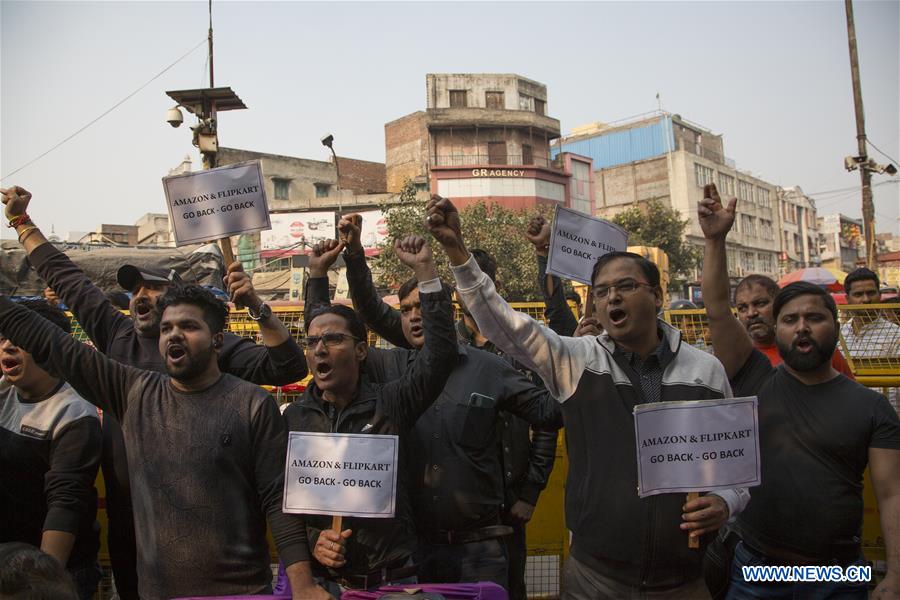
[1,182,898,600]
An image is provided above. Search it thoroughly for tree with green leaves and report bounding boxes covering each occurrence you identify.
[612,200,700,284]
[371,191,553,301]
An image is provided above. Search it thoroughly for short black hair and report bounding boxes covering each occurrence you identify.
[397,277,454,302]
[591,252,661,289]
[844,267,879,294]
[470,249,497,283]
[13,298,71,334]
[565,290,582,306]
[734,274,779,304]
[0,542,78,599]
[157,285,228,333]
[773,282,838,322]
[305,304,367,343]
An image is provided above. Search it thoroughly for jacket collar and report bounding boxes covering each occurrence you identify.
[597,318,683,364]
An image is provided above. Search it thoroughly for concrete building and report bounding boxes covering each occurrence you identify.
[776,186,819,273]
[135,213,174,246]
[818,213,865,272]
[554,112,780,282]
[217,147,389,212]
[77,224,139,245]
[385,74,594,214]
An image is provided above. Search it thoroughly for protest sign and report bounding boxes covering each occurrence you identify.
[163,160,269,247]
[633,396,760,498]
[261,211,336,256]
[546,205,628,284]
[283,432,399,518]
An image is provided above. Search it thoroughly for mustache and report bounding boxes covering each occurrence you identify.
[745,317,768,328]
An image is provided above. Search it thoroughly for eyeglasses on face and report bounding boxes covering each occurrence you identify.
[301,332,360,349]
[591,279,654,301]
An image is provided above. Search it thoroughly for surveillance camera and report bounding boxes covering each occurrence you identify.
[166,106,184,128]
[321,134,334,148]
[844,156,859,172]
[883,163,898,176]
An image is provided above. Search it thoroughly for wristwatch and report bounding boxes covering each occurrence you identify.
[248,302,272,322]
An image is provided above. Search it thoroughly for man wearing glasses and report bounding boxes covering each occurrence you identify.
[284,235,458,595]
[426,196,749,599]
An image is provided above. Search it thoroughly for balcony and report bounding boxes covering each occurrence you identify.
[434,154,560,169]
[426,107,560,137]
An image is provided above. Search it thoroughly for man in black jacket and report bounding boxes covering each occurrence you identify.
[306,217,563,591]
[2,185,308,599]
[285,235,457,595]
[0,285,329,600]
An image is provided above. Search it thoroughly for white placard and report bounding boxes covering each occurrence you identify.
[163,160,270,247]
[633,396,761,498]
[261,211,336,254]
[546,205,628,285]
[283,432,399,518]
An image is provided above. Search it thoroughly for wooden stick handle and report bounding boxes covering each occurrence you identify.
[219,236,235,266]
[687,492,700,548]
[332,515,342,533]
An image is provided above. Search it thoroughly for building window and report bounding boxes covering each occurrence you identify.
[314,183,331,198]
[694,163,715,187]
[522,144,533,165]
[534,99,546,115]
[741,251,756,273]
[760,219,774,240]
[718,172,735,197]
[485,91,504,110]
[738,180,753,202]
[488,142,508,165]
[273,178,290,200]
[741,214,756,237]
[449,89,468,108]
[757,187,770,208]
[758,253,774,273]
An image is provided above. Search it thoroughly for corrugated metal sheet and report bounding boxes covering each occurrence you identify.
[553,117,674,169]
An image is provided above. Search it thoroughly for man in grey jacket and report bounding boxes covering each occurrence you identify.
[426,195,749,600]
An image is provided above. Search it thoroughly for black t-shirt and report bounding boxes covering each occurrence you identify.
[732,349,900,561]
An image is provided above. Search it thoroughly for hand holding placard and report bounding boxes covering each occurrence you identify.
[313,524,353,569]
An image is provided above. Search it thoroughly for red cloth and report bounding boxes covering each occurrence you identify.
[756,343,855,380]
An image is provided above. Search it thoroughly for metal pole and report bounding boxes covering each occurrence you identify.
[330,145,342,212]
[845,0,876,269]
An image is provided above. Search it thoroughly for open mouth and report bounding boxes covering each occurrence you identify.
[409,325,424,337]
[1,357,22,376]
[134,303,153,318]
[793,338,814,353]
[608,308,628,327]
[167,345,186,364]
[315,362,333,379]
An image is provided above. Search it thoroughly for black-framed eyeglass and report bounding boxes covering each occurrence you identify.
[591,279,654,301]
[301,333,360,349]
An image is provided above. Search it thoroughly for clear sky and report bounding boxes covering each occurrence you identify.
[2,1,898,242]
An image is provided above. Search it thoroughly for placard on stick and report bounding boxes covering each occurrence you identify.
[162,160,270,247]
[546,205,628,285]
[633,396,761,498]
[283,432,399,518]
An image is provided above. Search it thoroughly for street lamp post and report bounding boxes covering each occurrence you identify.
[321,134,342,211]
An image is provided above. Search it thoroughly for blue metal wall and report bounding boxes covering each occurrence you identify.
[552,116,674,169]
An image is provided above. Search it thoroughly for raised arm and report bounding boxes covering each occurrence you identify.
[426,195,589,402]
[698,183,754,378]
[218,260,308,385]
[380,236,458,429]
[526,215,578,337]
[303,239,345,311]
[2,185,129,352]
[0,295,140,421]
[340,214,412,349]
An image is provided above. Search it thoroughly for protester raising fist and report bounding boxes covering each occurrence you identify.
[308,239,345,278]
[424,195,469,266]
[525,215,551,257]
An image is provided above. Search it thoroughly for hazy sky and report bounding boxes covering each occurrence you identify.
[2,1,898,242]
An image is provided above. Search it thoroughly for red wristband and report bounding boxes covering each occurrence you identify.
[7,213,30,228]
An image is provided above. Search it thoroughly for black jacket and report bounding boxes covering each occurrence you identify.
[340,251,563,533]
[283,287,457,577]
